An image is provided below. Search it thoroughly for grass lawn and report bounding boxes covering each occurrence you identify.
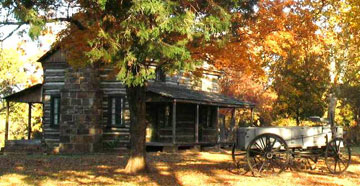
[0,149,359,186]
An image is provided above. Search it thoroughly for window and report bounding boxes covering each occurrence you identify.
[51,96,60,127]
[206,107,212,128]
[200,106,213,128]
[108,96,124,127]
[158,104,170,128]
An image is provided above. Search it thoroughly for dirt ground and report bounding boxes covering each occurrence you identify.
[0,149,359,186]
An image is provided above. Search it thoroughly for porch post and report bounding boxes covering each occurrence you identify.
[195,104,199,143]
[5,101,9,141]
[172,100,177,145]
[216,107,219,144]
[28,103,32,140]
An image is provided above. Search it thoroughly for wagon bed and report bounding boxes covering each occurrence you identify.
[235,125,342,150]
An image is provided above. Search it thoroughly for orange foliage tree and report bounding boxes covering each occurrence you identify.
[192,0,332,125]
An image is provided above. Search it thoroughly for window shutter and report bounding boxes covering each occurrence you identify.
[50,96,60,128]
[50,97,55,126]
[107,97,112,127]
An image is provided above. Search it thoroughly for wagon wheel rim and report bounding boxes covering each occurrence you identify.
[232,143,244,167]
[246,133,289,177]
[232,143,249,172]
[325,138,351,174]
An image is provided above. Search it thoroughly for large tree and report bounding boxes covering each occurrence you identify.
[0,0,257,173]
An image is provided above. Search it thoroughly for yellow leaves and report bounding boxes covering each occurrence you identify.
[264,31,295,57]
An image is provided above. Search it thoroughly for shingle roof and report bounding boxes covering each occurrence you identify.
[2,84,43,103]
[147,83,255,108]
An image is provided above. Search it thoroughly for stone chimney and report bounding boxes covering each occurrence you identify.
[59,66,103,153]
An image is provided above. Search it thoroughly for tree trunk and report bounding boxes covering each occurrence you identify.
[328,93,337,131]
[296,111,300,126]
[124,85,148,174]
[327,93,338,138]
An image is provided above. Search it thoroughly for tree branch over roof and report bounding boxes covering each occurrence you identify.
[0,24,22,42]
[0,16,86,41]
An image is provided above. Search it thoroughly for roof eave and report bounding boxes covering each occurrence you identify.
[38,46,60,63]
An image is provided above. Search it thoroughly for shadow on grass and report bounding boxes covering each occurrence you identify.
[0,151,236,186]
[0,151,359,185]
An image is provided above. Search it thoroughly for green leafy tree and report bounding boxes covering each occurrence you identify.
[0,48,27,96]
[0,48,43,147]
[1,0,257,173]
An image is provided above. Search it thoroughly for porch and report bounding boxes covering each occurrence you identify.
[145,83,255,151]
[1,84,43,153]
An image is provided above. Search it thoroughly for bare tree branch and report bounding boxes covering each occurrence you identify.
[0,21,27,25]
[0,16,86,42]
[0,24,22,42]
[53,17,86,30]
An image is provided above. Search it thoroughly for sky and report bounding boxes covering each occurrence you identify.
[1,23,65,89]
[1,24,60,61]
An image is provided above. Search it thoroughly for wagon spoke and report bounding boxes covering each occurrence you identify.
[258,161,266,173]
[259,137,266,150]
[339,158,346,167]
[251,159,261,168]
[330,144,337,154]
[261,137,268,150]
[333,141,338,153]
[337,141,342,152]
[253,156,261,167]
[254,142,265,153]
[270,138,276,149]
[249,149,263,155]
[338,159,343,171]
[266,136,271,149]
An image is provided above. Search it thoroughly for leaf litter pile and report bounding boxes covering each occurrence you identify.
[0,149,359,186]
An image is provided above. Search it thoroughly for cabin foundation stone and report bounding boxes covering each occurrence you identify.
[59,67,103,153]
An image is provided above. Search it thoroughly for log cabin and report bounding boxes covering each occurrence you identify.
[2,48,255,153]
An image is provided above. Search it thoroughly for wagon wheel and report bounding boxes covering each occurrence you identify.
[232,143,247,170]
[325,138,351,174]
[246,133,290,177]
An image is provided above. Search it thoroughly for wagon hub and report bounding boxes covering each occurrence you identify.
[266,152,274,159]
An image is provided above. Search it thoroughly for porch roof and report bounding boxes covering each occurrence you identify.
[2,84,43,103]
[147,83,255,108]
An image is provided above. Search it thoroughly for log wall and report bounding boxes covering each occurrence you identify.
[42,62,67,149]
[99,67,131,151]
